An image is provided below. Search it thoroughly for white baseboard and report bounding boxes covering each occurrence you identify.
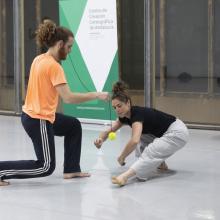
[78,118,115,126]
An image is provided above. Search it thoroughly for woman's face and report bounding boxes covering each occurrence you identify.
[112,98,130,118]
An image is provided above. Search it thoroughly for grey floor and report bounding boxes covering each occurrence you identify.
[0,115,220,220]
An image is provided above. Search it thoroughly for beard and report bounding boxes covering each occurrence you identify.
[58,46,67,60]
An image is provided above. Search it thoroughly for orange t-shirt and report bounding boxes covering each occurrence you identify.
[22,53,67,123]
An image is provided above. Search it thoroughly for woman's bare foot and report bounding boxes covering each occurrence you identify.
[157,161,168,171]
[112,175,127,186]
[63,172,91,179]
[112,168,136,186]
[0,180,10,186]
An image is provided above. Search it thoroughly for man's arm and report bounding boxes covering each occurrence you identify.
[55,83,109,104]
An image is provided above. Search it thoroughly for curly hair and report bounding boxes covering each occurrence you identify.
[35,20,74,49]
[111,81,131,104]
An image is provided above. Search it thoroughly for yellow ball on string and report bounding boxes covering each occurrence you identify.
[108,131,116,140]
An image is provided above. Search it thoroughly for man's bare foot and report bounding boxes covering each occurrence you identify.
[0,180,10,186]
[111,175,127,186]
[157,161,168,171]
[63,172,91,179]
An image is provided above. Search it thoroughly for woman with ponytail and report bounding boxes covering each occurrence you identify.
[0,21,109,186]
[94,81,189,186]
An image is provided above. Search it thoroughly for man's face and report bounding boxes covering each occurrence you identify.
[58,37,74,60]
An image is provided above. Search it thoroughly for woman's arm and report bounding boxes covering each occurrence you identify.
[118,121,143,165]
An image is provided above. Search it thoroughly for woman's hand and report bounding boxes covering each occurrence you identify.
[94,137,104,149]
[117,155,126,166]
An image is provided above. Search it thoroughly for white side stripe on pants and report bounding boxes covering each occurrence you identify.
[0,120,51,178]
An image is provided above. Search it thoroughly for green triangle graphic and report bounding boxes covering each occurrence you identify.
[103,51,119,92]
[62,42,96,93]
[59,0,87,34]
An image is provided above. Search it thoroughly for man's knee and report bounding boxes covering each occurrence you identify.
[74,118,82,130]
[39,161,56,177]
[70,118,82,135]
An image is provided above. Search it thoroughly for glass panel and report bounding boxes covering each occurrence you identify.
[119,0,145,106]
[214,0,220,94]
[0,0,15,111]
[155,0,208,93]
[23,0,38,88]
[23,0,59,89]
[154,0,220,126]
[0,0,62,114]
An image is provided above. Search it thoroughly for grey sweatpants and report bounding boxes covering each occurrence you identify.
[131,119,189,180]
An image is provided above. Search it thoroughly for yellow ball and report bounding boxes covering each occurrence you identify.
[108,132,116,140]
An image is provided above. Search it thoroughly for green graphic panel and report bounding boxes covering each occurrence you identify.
[63,51,119,120]
[59,0,118,120]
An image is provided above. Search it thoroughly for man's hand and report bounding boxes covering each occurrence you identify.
[96,92,109,101]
